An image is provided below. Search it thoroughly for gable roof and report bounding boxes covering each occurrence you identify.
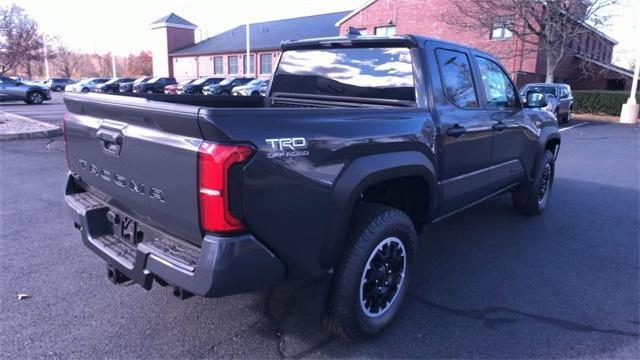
[335,0,378,26]
[170,11,351,56]
[150,13,197,29]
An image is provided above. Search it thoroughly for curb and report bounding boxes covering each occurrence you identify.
[0,112,62,140]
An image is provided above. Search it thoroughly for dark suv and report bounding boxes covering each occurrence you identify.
[520,83,573,123]
[44,78,76,92]
[119,77,150,93]
[94,77,135,93]
[177,77,224,94]
[133,77,177,94]
[202,77,254,95]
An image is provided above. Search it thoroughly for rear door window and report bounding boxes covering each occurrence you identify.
[435,49,478,108]
[272,47,415,102]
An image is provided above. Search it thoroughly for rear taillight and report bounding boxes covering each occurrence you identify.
[63,112,70,168]
[198,141,254,233]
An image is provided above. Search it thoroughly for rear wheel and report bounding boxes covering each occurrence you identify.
[512,150,555,216]
[146,90,154,94]
[26,91,44,105]
[54,86,63,92]
[326,203,417,341]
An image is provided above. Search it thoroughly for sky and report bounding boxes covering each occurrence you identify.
[2,0,638,68]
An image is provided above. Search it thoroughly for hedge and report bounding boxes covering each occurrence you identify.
[573,90,638,116]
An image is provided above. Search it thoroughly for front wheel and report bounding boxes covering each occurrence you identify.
[512,150,555,216]
[326,204,417,341]
[563,109,571,123]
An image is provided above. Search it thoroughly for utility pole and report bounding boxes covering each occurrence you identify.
[112,52,117,77]
[620,53,639,124]
[245,23,250,76]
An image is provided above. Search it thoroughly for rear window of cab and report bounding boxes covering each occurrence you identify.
[272,47,415,102]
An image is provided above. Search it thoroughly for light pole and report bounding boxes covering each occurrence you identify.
[43,39,50,79]
[620,55,639,124]
[112,52,117,78]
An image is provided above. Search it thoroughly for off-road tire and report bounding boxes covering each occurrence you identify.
[512,150,555,216]
[326,203,417,341]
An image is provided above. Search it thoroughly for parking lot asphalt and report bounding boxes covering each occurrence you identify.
[0,121,638,359]
[0,92,67,125]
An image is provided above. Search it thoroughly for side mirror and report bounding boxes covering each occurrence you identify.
[525,90,548,108]
[14,81,22,86]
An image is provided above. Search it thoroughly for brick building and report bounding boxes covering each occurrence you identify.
[336,0,635,90]
[150,12,349,81]
[151,2,635,90]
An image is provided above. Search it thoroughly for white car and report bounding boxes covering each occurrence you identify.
[65,78,110,93]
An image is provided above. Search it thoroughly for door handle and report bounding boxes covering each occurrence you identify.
[446,125,467,138]
[493,122,508,132]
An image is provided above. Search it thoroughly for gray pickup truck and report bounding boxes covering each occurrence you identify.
[63,34,560,340]
[520,83,574,123]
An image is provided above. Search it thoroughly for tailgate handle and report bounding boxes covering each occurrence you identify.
[96,129,123,155]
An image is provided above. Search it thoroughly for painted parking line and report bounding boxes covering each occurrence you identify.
[559,122,588,132]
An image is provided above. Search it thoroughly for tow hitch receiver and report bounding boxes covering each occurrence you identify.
[107,265,132,286]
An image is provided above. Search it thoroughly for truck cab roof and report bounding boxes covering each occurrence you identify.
[280,34,499,63]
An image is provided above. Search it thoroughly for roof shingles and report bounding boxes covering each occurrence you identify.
[151,13,197,27]
[170,11,350,56]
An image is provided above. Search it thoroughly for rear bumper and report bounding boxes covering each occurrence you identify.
[64,174,285,297]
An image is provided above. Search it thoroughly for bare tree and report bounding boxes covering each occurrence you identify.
[0,4,43,75]
[444,0,616,82]
[52,37,82,78]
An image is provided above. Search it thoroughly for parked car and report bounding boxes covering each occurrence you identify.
[94,77,135,93]
[520,83,573,123]
[232,79,269,96]
[202,77,254,95]
[177,77,224,94]
[0,76,52,104]
[43,78,76,91]
[62,34,559,341]
[164,79,194,95]
[133,77,177,94]
[65,78,110,93]
[119,76,150,93]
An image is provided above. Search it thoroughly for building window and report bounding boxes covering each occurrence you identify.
[260,53,272,74]
[374,25,396,36]
[213,56,223,75]
[243,54,255,75]
[228,56,238,74]
[490,24,512,40]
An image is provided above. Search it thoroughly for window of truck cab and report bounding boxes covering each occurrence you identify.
[271,47,415,104]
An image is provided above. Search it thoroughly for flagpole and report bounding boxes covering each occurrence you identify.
[246,23,250,76]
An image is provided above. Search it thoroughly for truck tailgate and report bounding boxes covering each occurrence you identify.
[64,93,204,245]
